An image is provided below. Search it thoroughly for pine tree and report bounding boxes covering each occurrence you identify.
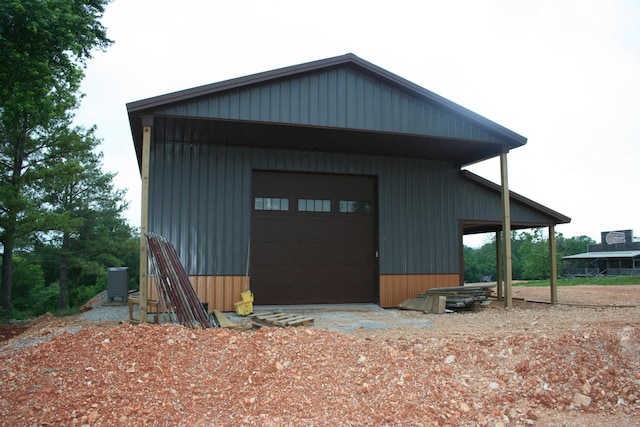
[0,0,112,321]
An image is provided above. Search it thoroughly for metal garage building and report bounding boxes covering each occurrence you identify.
[127,54,570,311]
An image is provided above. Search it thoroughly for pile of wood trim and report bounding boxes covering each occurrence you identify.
[146,233,212,329]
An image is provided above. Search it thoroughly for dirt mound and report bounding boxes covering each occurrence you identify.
[79,291,107,313]
[0,313,59,346]
[0,324,28,342]
[0,285,638,425]
[28,312,57,326]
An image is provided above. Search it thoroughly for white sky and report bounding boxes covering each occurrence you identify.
[74,0,640,247]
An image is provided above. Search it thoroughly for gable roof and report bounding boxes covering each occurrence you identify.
[460,170,571,232]
[128,54,527,168]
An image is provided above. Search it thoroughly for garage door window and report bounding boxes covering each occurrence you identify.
[339,200,371,214]
[298,199,331,212]
[255,197,289,211]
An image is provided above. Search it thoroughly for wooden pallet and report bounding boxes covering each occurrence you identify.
[252,312,315,328]
[212,309,238,329]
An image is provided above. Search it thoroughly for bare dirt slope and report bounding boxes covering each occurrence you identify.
[1,285,639,426]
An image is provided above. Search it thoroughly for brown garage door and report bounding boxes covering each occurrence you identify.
[250,171,377,304]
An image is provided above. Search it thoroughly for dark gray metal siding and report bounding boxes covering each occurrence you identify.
[149,143,555,276]
[149,143,252,275]
[155,66,504,144]
[377,158,456,273]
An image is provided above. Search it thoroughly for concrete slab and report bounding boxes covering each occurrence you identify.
[228,303,434,334]
[81,296,435,334]
[253,303,384,313]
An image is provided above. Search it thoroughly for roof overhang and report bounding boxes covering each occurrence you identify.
[460,170,571,233]
[128,54,528,170]
[129,115,510,168]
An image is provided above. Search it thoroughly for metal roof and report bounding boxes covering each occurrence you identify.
[128,54,528,169]
[459,170,571,232]
[562,251,640,260]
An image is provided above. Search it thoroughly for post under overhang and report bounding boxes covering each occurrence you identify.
[549,225,558,304]
[139,115,153,323]
[496,231,503,300]
[500,151,513,309]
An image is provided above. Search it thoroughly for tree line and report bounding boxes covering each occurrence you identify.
[464,230,595,283]
[1,0,139,321]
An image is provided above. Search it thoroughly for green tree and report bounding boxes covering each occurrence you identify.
[509,231,525,280]
[517,229,549,280]
[465,230,593,282]
[556,234,594,257]
[69,209,140,307]
[30,207,138,313]
[63,204,137,309]
[463,245,481,282]
[40,126,130,310]
[463,237,498,283]
[555,233,595,277]
[8,253,45,317]
[0,0,112,321]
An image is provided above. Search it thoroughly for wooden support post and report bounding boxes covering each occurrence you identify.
[549,225,558,305]
[500,151,513,309]
[139,120,152,323]
[496,231,503,300]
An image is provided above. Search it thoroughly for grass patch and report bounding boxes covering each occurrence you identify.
[515,276,640,287]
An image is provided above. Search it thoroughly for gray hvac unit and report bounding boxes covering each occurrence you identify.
[107,267,129,302]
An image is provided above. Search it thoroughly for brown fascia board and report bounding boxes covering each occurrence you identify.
[126,53,527,149]
[349,56,528,149]
[126,54,360,112]
[460,170,571,224]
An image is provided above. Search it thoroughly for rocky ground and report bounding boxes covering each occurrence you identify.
[0,284,639,426]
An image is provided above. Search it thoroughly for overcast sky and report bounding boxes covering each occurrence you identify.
[74,0,640,247]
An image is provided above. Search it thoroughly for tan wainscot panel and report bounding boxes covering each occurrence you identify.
[147,276,249,312]
[379,274,459,308]
[191,276,249,312]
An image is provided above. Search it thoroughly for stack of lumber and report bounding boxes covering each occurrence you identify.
[420,284,495,309]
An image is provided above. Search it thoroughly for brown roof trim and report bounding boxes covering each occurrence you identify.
[126,55,353,112]
[126,53,527,148]
[460,170,571,224]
